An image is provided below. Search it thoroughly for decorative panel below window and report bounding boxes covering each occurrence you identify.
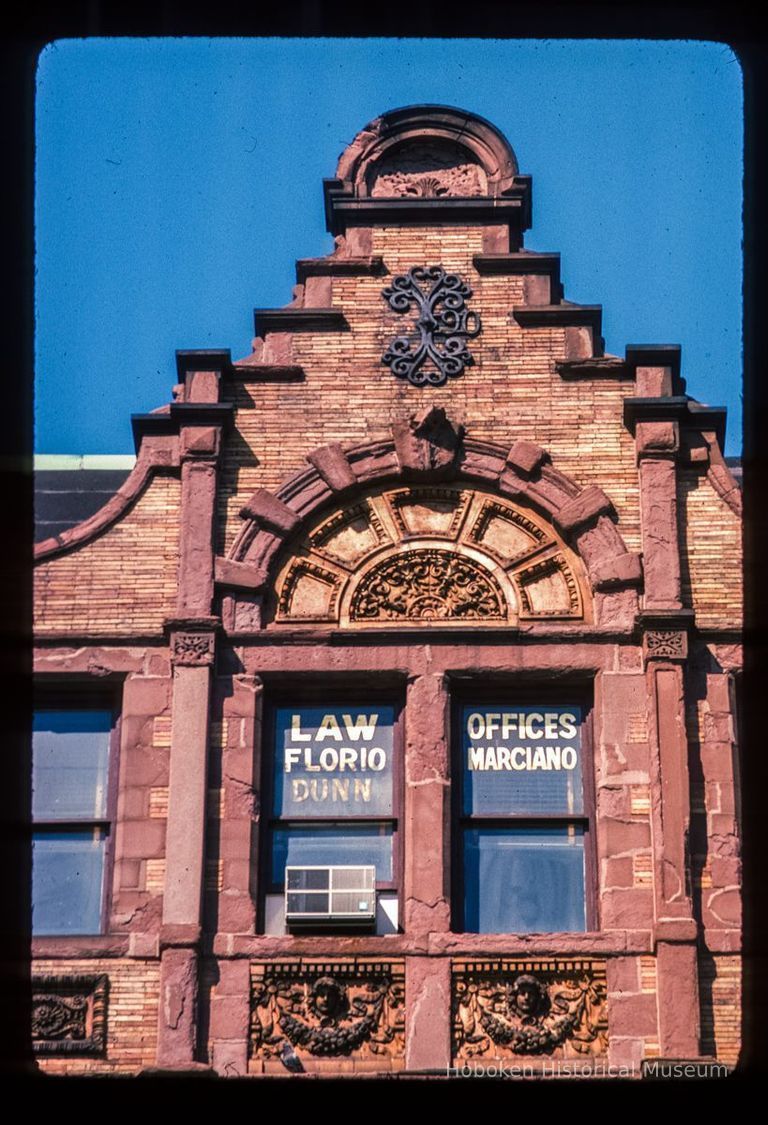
[452,959,608,1061]
[32,974,109,1056]
[250,960,405,1073]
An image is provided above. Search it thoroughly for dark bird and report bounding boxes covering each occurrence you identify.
[279,1040,305,1073]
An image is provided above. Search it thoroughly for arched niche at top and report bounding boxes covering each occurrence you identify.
[269,482,589,628]
[334,104,521,200]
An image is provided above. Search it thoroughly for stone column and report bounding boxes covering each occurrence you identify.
[208,675,262,1078]
[630,356,701,1059]
[156,354,229,1070]
[644,629,701,1060]
[156,629,215,1068]
[403,670,451,1072]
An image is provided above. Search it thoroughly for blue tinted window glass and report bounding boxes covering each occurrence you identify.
[271,825,393,884]
[274,706,395,817]
[462,705,584,815]
[463,826,586,934]
[32,830,106,935]
[33,709,111,819]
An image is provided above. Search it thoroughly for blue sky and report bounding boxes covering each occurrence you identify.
[35,38,743,455]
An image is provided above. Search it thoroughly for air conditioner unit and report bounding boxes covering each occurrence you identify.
[285,865,376,931]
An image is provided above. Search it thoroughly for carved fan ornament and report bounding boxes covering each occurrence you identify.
[369,140,487,198]
[271,484,588,626]
[381,266,481,387]
[351,549,506,623]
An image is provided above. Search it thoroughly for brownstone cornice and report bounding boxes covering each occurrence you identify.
[252,308,349,335]
[623,396,727,449]
[295,256,386,282]
[473,251,561,294]
[512,302,603,336]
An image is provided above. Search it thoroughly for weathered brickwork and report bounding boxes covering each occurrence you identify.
[33,959,160,1075]
[35,474,181,635]
[679,468,742,631]
[217,225,640,558]
[699,955,741,1066]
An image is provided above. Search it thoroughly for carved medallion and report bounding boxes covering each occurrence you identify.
[350,549,506,622]
[32,974,109,1055]
[453,960,607,1060]
[382,266,481,386]
[251,961,404,1063]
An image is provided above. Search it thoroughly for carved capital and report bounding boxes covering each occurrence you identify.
[32,975,109,1056]
[452,960,607,1061]
[171,630,216,667]
[644,629,688,662]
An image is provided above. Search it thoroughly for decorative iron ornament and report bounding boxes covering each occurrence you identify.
[382,266,481,387]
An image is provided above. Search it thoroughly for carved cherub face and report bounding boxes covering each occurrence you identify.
[511,975,545,1017]
[311,977,346,1020]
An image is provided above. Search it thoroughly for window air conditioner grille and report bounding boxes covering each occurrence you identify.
[285,865,376,928]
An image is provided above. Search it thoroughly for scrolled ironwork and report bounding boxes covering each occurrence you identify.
[381,266,481,386]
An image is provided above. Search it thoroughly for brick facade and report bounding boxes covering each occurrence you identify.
[32,106,741,1078]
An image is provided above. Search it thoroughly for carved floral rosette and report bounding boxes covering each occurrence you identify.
[32,974,109,1055]
[250,961,405,1066]
[453,960,608,1061]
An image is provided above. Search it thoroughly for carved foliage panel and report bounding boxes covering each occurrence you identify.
[272,485,589,626]
[250,960,405,1070]
[32,974,109,1055]
[369,140,488,198]
[453,960,608,1061]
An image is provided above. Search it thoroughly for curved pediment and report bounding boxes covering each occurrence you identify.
[218,416,642,633]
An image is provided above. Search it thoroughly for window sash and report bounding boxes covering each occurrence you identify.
[31,698,118,937]
[32,827,108,936]
[261,696,404,924]
[461,822,587,934]
[453,694,594,935]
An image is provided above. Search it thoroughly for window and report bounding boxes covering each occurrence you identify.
[32,699,118,935]
[262,700,400,933]
[453,697,594,934]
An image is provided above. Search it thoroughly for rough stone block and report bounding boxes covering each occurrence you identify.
[239,489,301,535]
[591,552,643,591]
[555,484,613,533]
[210,995,250,1040]
[306,443,356,491]
[505,439,547,476]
